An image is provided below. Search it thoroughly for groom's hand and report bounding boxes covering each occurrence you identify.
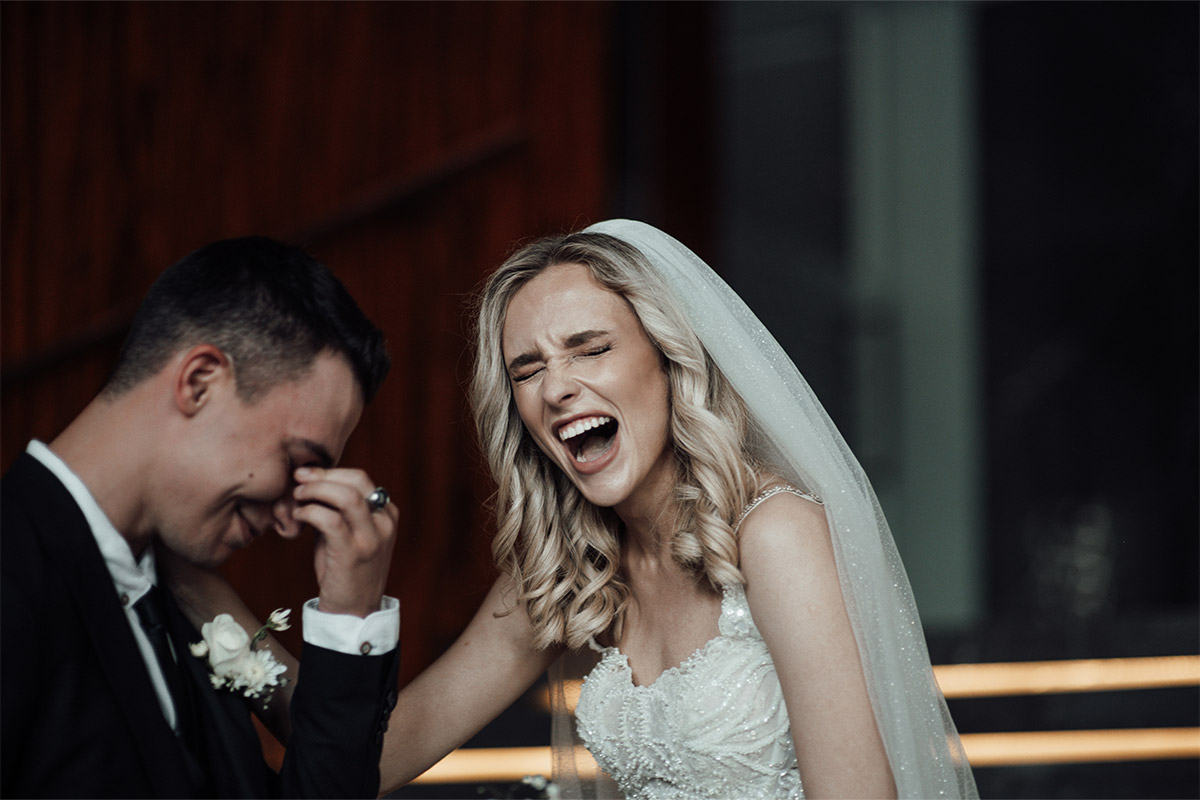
[284,466,397,618]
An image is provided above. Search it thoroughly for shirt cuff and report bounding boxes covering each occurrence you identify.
[302,596,399,656]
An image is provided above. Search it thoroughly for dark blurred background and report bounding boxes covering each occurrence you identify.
[3,2,1196,798]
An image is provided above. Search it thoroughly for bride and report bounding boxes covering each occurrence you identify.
[173,220,976,798]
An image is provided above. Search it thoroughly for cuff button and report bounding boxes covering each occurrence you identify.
[359,641,373,655]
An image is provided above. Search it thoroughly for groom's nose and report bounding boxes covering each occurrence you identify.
[272,495,303,539]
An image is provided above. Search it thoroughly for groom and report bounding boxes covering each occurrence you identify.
[2,237,401,798]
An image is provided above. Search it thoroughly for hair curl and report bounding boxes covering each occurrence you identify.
[471,232,771,651]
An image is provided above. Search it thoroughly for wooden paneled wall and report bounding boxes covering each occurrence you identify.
[2,1,613,683]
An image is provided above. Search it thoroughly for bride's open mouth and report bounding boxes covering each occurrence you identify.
[558,415,619,464]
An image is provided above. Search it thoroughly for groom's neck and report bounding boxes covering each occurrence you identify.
[51,387,162,557]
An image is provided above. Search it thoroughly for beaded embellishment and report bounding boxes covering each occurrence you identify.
[573,487,820,799]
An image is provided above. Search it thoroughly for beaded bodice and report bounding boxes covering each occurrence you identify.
[575,582,803,799]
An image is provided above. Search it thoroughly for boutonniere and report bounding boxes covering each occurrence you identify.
[189,608,291,703]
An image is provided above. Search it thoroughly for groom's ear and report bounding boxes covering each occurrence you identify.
[173,344,233,417]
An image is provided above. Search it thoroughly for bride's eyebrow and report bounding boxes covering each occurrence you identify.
[507,351,541,373]
[562,329,610,348]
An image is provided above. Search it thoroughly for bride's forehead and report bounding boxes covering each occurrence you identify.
[505,269,629,329]
[516,262,607,300]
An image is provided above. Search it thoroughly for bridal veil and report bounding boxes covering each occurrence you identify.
[548,219,977,799]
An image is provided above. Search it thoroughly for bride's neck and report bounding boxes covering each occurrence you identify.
[618,502,684,582]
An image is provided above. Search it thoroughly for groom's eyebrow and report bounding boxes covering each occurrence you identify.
[291,439,335,469]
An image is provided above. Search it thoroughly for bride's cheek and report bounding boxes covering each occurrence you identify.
[537,439,561,463]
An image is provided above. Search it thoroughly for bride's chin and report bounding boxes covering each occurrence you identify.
[570,476,630,511]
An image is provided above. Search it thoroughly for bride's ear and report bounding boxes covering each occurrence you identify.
[173,344,233,417]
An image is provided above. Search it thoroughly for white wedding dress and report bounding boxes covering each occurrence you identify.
[573,489,814,800]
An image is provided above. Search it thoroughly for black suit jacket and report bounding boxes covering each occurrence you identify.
[1,453,400,798]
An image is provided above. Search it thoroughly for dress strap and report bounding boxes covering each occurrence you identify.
[734,484,823,533]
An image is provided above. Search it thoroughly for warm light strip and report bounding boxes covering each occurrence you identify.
[413,729,1200,783]
[413,746,597,784]
[933,654,1200,698]
[416,655,1200,784]
[959,727,1200,767]
[536,655,1200,711]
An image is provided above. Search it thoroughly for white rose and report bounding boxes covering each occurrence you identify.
[200,613,252,678]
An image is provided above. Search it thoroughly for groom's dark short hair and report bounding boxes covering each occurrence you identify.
[104,237,390,403]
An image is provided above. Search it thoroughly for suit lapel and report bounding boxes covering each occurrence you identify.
[9,455,200,798]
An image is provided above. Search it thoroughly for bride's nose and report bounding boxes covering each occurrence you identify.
[541,364,580,406]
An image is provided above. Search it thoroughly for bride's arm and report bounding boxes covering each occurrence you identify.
[164,551,560,793]
[739,492,897,800]
[378,575,561,793]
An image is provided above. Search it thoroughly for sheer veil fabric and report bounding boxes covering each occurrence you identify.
[548,220,977,799]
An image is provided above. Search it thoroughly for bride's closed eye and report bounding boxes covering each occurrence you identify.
[512,368,542,384]
[510,345,612,383]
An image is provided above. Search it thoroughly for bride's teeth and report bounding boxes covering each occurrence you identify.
[558,416,612,442]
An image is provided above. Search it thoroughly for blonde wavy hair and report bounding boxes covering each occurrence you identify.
[471,232,770,651]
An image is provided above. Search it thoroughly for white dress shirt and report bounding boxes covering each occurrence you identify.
[26,441,399,732]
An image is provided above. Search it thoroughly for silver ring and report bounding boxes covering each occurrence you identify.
[365,487,389,513]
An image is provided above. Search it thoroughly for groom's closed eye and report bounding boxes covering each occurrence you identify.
[288,439,336,471]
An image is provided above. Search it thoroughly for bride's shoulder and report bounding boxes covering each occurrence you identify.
[736,478,831,571]
[736,477,823,528]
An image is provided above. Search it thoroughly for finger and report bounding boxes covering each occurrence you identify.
[294,466,376,498]
[293,475,368,517]
[290,478,397,551]
[294,467,396,525]
[292,503,355,549]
